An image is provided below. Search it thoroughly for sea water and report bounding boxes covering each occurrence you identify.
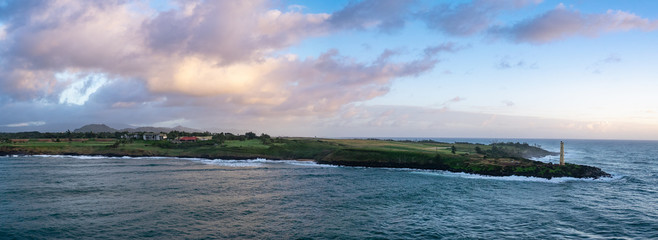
[1,139,657,239]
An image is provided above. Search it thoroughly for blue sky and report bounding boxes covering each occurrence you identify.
[1,0,657,139]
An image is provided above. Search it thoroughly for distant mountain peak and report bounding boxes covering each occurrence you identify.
[74,124,117,133]
[73,123,202,133]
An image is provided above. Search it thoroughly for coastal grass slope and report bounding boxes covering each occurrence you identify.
[0,138,610,179]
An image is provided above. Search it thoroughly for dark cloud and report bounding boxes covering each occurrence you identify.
[88,79,162,108]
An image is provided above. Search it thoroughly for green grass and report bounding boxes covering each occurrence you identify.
[0,137,608,179]
[223,139,269,148]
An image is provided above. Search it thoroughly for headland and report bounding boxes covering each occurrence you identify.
[0,132,611,179]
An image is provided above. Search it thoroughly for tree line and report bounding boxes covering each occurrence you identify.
[0,130,273,144]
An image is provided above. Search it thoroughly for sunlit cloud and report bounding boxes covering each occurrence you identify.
[0,0,444,116]
[0,0,657,139]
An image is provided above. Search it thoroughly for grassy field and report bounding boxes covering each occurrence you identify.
[0,138,609,179]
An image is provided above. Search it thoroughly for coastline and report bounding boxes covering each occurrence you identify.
[0,138,612,179]
[1,150,611,180]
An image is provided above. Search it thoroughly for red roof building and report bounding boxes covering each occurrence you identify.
[179,137,198,142]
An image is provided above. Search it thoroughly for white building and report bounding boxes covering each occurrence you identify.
[143,133,167,141]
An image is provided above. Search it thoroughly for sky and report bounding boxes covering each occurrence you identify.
[1,0,658,140]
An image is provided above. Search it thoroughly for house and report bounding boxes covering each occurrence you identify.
[179,136,197,142]
[121,134,141,139]
[196,136,212,141]
[143,133,167,141]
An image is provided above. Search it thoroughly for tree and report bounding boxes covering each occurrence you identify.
[245,132,257,140]
[260,133,272,145]
[451,145,457,154]
[475,146,483,154]
[212,133,226,144]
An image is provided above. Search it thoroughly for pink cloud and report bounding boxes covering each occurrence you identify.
[143,0,330,65]
[0,0,452,121]
[492,4,658,43]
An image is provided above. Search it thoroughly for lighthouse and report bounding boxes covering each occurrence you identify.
[559,141,565,166]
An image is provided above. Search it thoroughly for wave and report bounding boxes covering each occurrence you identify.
[195,158,266,167]
[23,154,173,160]
[410,169,621,183]
[193,158,337,168]
[7,154,336,168]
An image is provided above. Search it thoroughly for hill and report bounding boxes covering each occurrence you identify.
[73,124,201,133]
[74,124,117,133]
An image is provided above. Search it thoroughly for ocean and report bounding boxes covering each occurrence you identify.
[1,139,657,239]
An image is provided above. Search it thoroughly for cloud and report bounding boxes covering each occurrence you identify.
[419,1,658,44]
[423,42,468,56]
[0,1,146,101]
[0,24,6,40]
[588,53,622,73]
[0,0,333,103]
[328,0,416,33]
[603,54,621,63]
[152,118,188,128]
[0,0,453,130]
[495,56,537,69]
[3,121,46,128]
[448,96,465,103]
[58,72,109,105]
[311,105,658,140]
[491,4,658,43]
[420,0,542,36]
[143,0,330,65]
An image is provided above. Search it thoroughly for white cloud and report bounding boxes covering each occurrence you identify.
[152,118,188,128]
[3,121,46,127]
[58,73,109,105]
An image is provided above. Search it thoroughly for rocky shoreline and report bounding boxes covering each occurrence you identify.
[0,139,612,180]
[317,159,611,179]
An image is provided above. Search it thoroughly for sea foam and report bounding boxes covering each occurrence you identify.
[10,154,337,168]
[193,158,336,168]
[410,169,620,183]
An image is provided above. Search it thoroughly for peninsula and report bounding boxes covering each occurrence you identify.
[0,131,611,179]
